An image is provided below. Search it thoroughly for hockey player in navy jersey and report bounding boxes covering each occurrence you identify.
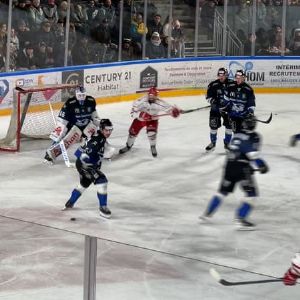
[283,253,300,285]
[64,119,114,219]
[290,134,300,146]
[223,70,256,133]
[44,86,100,164]
[200,114,269,229]
[205,67,234,152]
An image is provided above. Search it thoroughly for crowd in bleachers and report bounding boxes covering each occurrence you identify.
[0,0,299,72]
[196,0,300,55]
[0,0,186,72]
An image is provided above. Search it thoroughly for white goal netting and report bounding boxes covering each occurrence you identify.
[0,84,77,151]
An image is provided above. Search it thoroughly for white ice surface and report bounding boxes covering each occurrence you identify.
[0,94,299,299]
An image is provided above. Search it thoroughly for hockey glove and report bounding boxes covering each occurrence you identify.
[171,106,181,118]
[80,153,93,168]
[255,159,269,174]
[207,97,217,104]
[283,268,299,285]
[139,112,153,121]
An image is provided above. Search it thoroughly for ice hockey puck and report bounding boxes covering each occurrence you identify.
[70,217,76,221]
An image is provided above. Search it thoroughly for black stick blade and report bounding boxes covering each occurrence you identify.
[210,268,282,286]
[257,113,272,124]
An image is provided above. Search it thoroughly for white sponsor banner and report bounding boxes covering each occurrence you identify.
[0,72,61,109]
[1,58,300,112]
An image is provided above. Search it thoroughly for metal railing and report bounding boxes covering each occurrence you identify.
[214,9,244,56]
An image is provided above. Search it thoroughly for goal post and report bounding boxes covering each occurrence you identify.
[0,84,77,152]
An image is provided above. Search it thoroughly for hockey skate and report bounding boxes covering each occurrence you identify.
[62,199,74,210]
[99,206,111,219]
[119,144,132,154]
[43,151,54,165]
[199,214,212,224]
[205,142,216,152]
[235,218,256,231]
[150,145,157,157]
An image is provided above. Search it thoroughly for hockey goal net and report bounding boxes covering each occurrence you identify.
[0,84,77,152]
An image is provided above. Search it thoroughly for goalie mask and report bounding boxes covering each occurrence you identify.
[75,86,87,103]
[241,114,257,132]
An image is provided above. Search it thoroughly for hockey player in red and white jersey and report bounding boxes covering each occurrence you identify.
[119,87,181,157]
[283,253,300,285]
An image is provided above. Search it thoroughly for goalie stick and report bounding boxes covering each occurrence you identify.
[47,95,73,168]
[209,268,282,286]
[155,105,211,117]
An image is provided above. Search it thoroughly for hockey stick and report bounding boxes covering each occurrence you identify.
[210,268,282,286]
[48,99,73,168]
[155,105,211,117]
[257,113,272,124]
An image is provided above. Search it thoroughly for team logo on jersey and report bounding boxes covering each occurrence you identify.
[0,79,9,104]
[140,66,157,89]
[75,108,80,113]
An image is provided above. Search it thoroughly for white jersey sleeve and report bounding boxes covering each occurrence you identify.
[131,96,173,120]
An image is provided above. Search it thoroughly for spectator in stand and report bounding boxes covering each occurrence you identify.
[36,41,50,68]
[91,18,117,62]
[200,0,217,39]
[37,20,56,48]
[58,1,68,23]
[70,3,88,34]
[12,0,30,29]
[0,23,7,52]
[121,37,135,61]
[16,42,37,70]
[256,0,267,29]
[9,28,19,71]
[122,0,136,39]
[97,0,116,29]
[147,14,163,40]
[130,12,148,58]
[268,24,290,54]
[86,0,100,28]
[162,15,172,40]
[145,31,166,59]
[266,0,282,27]
[16,19,32,50]
[244,33,259,55]
[171,19,185,57]
[42,0,58,24]
[255,27,270,54]
[28,0,46,31]
[288,28,300,55]
[235,0,252,35]
[72,36,93,65]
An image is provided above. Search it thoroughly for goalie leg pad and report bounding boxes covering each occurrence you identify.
[47,126,82,159]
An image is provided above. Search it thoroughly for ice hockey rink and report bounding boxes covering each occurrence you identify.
[0,94,299,300]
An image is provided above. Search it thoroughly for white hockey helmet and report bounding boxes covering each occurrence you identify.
[75,86,87,101]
